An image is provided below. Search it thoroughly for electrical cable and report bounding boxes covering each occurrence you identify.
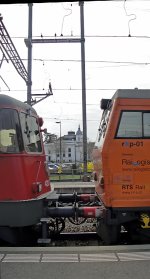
[31,58,150,66]
[43,117,99,122]
[0,88,119,92]
[123,0,137,36]
[60,2,72,36]
[11,35,150,39]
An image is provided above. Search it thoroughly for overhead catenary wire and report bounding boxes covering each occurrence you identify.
[10,35,150,39]
[0,88,120,92]
[32,58,150,65]
[43,117,99,122]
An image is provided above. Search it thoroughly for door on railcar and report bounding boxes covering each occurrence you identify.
[0,107,50,201]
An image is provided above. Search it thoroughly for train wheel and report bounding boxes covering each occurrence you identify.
[48,218,66,235]
[96,219,120,245]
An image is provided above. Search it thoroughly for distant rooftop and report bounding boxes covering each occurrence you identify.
[63,131,76,141]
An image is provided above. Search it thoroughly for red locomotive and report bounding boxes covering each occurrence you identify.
[0,94,100,245]
[0,94,53,243]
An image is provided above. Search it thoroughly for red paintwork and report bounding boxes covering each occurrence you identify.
[0,95,51,201]
[0,154,51,200]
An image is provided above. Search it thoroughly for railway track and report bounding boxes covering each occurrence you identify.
[48,230,150,247]
[50,232,101,247]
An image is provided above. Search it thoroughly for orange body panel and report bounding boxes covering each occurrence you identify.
[93,97,150,208]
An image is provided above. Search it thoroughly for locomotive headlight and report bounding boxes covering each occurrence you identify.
[38,183,42,192]
[32,182,42,193]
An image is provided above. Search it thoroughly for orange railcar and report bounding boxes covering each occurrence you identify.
[92,89,150,243]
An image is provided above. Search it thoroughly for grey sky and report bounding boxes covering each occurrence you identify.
[0,1,150,141]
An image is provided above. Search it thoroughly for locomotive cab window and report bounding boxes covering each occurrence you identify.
[116,111,150,138]
[20,112,42,153]
[0,109,21,153]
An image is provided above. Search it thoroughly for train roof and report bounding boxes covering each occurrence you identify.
[100,89,150,110]
[0,94,37,114]
[112,89,150,100]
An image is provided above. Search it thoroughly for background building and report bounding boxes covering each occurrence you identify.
[44,125,94,164]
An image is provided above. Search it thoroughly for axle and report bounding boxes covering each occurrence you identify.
[46,206,103,218]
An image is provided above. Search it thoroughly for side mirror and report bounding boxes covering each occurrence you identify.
[37,117,44,127]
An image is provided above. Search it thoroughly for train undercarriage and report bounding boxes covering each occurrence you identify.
[0,190,149,246]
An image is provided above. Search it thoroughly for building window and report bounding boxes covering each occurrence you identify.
[68,148,71,152]
[63,153,65,157]
[68,153,71,157]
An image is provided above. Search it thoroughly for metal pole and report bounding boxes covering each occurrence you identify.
[79,1,87,177]
[60,121,62,164]
[27,3,33,105]
[75,144,77,165]
[56,121,62,164]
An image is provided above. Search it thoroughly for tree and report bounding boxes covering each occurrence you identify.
[44,132,57,143]
[87,141,95,161]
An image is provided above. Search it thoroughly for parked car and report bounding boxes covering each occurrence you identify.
[48,163,59,173]
[61,163,73,173]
